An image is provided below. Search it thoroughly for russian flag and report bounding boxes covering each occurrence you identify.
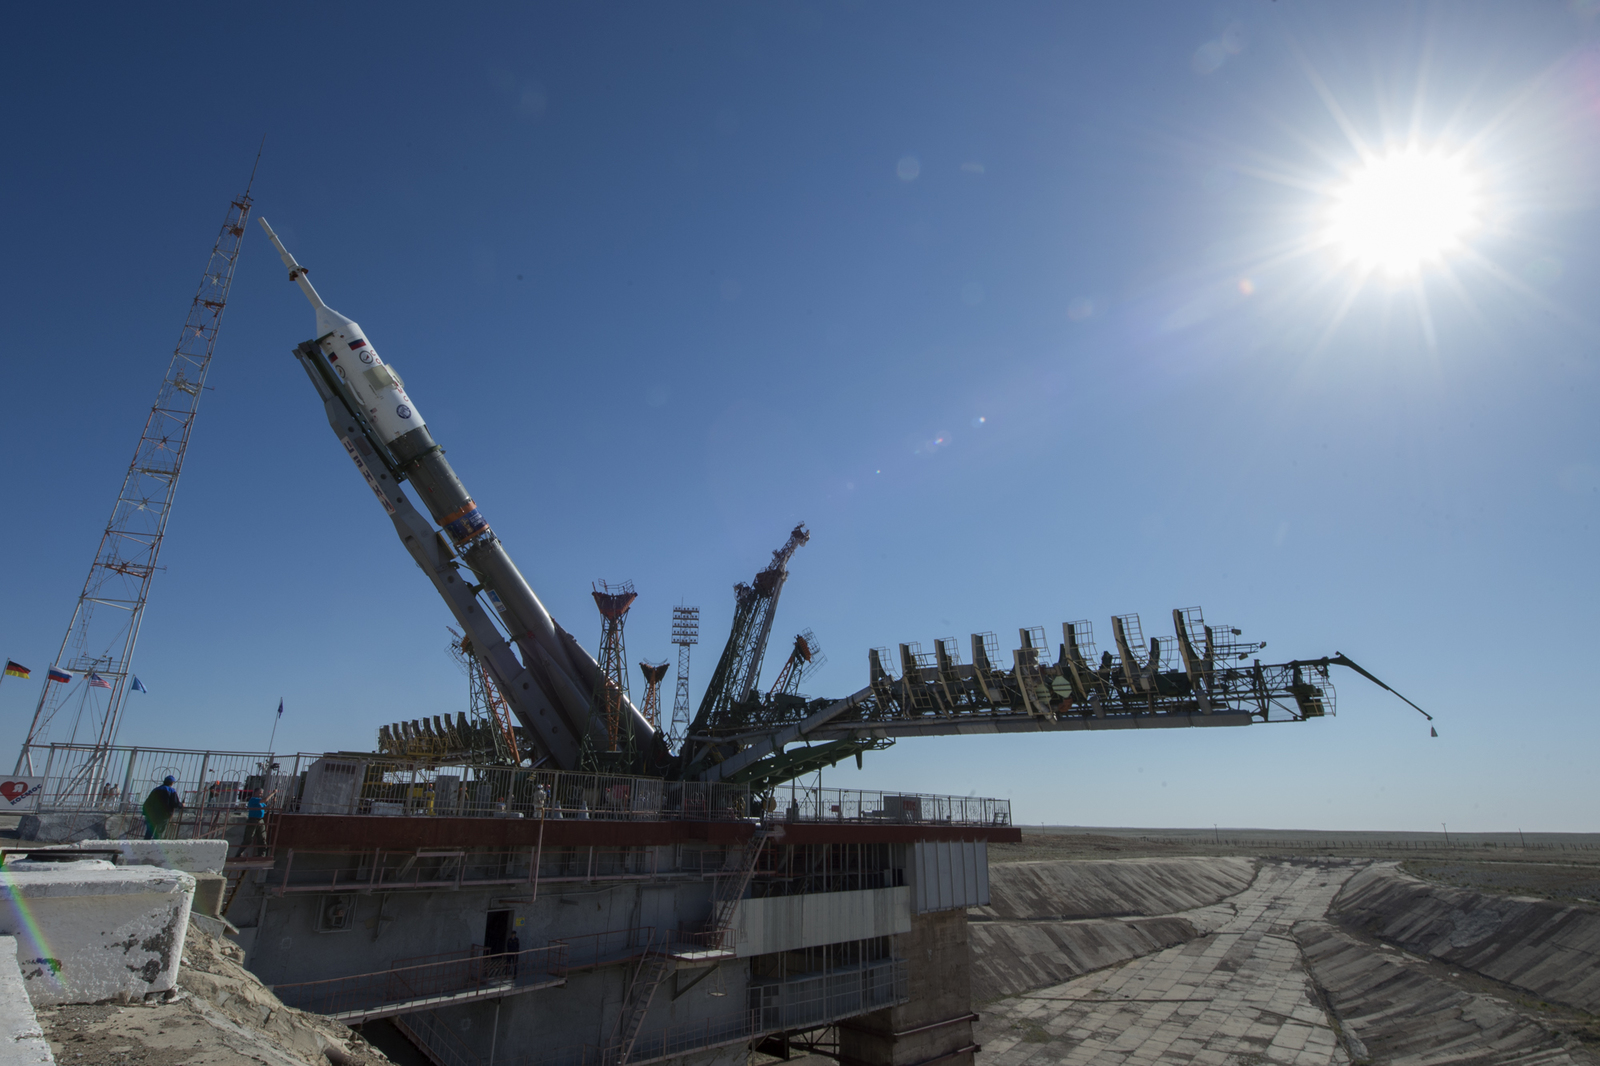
[47,667,73,684]
[87,672,112,690]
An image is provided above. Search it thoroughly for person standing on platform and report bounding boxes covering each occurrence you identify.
[142,776,183,840]
[505,928,520,980]
[237,788,275,857]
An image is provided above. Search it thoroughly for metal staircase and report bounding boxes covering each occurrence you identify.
[609,829,769,1065]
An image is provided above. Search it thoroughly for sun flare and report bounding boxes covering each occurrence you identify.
[1327,149,1480,276]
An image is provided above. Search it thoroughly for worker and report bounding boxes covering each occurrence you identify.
[237,788,275,857]
[142,776,184,840]
[505,928,520,980]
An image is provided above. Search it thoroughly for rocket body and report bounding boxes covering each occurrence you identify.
[260,217,658,766]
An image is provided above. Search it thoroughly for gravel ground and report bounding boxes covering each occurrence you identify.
[33,925,391,1066]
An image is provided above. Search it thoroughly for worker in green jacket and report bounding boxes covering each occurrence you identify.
[141,776,183,840]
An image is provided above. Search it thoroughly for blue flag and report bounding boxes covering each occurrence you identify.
[276,698,283,718]
[131,676,147,694]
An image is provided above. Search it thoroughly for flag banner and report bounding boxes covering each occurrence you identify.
[131,676,148,694]
[87,673,112,690]
[3,661,29,679]
[47,667,73,684]
[0,776,44,811]
[276,698,284,718]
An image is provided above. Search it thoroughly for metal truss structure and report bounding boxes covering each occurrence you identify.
[668,606,699,751]
[638,660,669,732]
[17,181,255,774]
[684,525,808,767]
[592,581,639,753]
[692,607,1423,792]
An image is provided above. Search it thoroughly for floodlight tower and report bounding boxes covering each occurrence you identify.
[592,581,638,752]
[669,606,699,749]
[17,178,256,775]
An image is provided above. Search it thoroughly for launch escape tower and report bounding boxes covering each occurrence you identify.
[669,605,699,750]
[17,181,255,777]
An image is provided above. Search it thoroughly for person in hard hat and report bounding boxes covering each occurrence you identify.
[142,776,184,840]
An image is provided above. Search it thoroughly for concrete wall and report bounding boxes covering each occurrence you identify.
[838,909,975,1066]
[1331,861,1600,1013]
[732,887,911,958]
[974,856,1255,920]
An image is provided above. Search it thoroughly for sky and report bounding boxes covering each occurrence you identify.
[3,2,1599,831]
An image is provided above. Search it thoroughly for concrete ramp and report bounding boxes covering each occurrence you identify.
[968,856,1257,1001]
[1296,919,1583,1065]
[968,915,1199,1002]
[975,856,1256,920]
[1332,862,1600,1014]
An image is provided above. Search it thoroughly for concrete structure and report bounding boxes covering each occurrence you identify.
[0,858,194,1006]
[0,937,54,1065]
[224,781,1016,1066]
[67,838,227,875]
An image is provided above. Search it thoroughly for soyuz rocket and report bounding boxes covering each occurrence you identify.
[259,218,661,770]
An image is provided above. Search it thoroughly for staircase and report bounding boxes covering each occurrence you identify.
[609,829,769,1065]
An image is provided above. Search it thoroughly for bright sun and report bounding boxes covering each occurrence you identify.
[1327,149,1480,276]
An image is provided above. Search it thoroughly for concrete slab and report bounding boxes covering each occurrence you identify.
[0,859,194,1006]
[0,937,54,1064]
[71,839,229,875]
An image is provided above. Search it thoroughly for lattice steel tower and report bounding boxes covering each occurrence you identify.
[591,581,638,752]
[669,605,699,750]
[637,660,669,732]
[18,181,255,774]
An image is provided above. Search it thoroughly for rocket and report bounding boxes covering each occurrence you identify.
[259,218,660,768]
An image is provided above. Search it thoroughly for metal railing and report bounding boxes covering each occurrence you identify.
[18,744,752,827]
[19,744,1009,834]
[272,943,566,1022]
[768,787,1009,827]
[502,960,909,1066]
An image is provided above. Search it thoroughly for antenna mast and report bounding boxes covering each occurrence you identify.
[17,183,255,774]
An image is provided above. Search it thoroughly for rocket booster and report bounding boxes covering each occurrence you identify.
[260,218,659,764]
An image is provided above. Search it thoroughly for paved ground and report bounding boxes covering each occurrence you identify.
[977,859,1358,1066]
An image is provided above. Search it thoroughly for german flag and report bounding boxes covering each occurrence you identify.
[4,661,30,679]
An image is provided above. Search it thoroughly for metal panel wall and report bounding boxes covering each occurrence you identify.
[911,840,988,913]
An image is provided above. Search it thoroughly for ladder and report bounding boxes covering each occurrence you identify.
[610,829,769,1064]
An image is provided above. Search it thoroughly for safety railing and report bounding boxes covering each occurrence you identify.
[272,943,566,1021]
[16,744,752,827]
[768,787,1009,827]
[505,961,908,1066]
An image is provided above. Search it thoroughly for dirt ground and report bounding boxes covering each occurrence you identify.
[994,829,1600,870]
[1400,859,1600,905]
[33,924,391,1066]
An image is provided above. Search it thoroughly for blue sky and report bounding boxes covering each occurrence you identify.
[4,2,1599,830]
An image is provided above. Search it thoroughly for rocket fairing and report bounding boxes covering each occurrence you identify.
[261,218,660,767]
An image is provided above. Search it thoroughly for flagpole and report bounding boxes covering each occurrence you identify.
[266,698,282,757]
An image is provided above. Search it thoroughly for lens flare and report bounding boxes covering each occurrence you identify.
[1327,149,1480,275]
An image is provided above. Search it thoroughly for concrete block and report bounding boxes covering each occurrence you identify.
[192,874,226,918]
[0,859,194,1006]
[15,814,145,844]
[0,937,54,1064]
[72,839,229,875]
